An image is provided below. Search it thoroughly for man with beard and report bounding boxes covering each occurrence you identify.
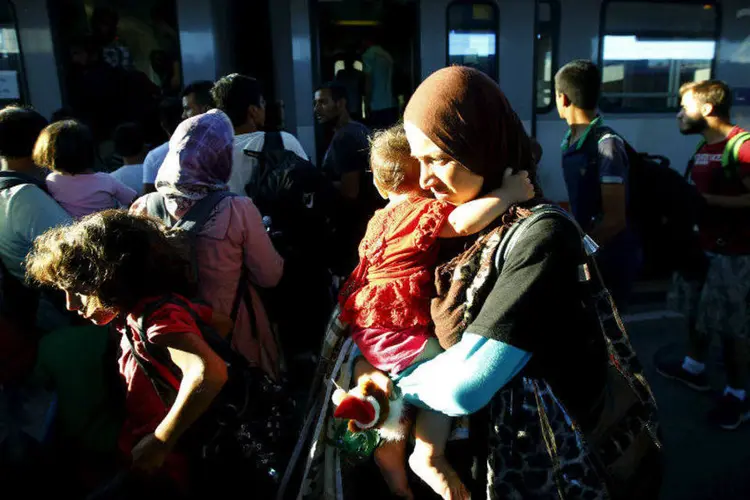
[555,60,640,309]
[657,80,750,430]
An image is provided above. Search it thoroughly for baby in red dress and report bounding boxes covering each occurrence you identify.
[337,125,533,499]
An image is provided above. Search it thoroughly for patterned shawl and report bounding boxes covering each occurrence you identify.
[290,206,662,500]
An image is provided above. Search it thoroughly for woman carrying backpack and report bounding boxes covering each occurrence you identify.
[296,67,663,500]
[131,109,284,379]
[25,210,228,496]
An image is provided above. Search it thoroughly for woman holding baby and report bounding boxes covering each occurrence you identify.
[297,66,663,500]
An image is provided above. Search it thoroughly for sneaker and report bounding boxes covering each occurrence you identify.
[707,394,750,430]
[655,359,711,392]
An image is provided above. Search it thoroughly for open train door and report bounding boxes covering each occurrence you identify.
[312,0,420,163]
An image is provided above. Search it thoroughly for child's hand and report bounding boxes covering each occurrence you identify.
[496,168,535,205]
[362,371,395,400]
[353,357,394,398]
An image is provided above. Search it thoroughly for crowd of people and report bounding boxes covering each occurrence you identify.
[0,57,748,500]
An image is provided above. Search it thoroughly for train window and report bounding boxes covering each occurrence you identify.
[599,1,719,112]
[446,2,499,81]
[0,1,27,105]
[535,0,559,113]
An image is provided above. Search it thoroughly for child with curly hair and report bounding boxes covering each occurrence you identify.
[26,210,227,495]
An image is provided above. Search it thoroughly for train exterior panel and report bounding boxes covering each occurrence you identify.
[9,0,749,204]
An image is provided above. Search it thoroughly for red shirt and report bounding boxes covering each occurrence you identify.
[117,295,213,479]
[690,126,750,255]
[339,196,454,329]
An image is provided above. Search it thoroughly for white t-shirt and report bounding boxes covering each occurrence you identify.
[362,45,395,111]
[227,131,310,196]
[111,164,145,196]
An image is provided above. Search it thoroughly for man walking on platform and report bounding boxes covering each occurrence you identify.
[555,60,641,309]
[658,80,750,430]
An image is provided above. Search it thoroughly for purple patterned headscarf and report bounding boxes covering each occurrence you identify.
[156,109,234,219]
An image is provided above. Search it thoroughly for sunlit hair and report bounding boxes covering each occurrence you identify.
[679,80,732,120]
[26,210,195,311]
[32,119,95,175]
[369,124,421,195]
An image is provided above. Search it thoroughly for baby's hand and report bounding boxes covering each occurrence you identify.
[354,357,394,399]
[497,168,535,205]
[361,371,395,400]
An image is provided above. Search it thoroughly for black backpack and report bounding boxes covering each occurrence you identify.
[244,131,336,263]
[122,295,296,497]
[588,127,707,278]
[244,132,337,363]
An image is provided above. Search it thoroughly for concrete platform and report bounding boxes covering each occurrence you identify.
[626,313,750,499]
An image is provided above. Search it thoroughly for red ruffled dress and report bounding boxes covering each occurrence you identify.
[339,196,454,374]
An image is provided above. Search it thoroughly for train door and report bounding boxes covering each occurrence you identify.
[313,0,420,163]
[531,0,571,206]
[226,0,278,128]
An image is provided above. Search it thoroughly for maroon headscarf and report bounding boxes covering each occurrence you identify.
[406,67,542,348]
[404,66,538,195]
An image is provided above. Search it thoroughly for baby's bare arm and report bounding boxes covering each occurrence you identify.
[440,169,534,238]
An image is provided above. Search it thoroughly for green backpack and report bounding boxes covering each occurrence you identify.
[686,131,750,180]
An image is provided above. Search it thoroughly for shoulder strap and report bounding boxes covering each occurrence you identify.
[723,131,750,169]
[121,299,180,407]
[493,205,624,331]
[148,193,263,353]
[586,125,630,177]
[179,191,235,284]
[685,139,707,180]
[146,191,234,284]
[594,126,635,158]
[693,139,707,157]
[172,190,235,234]
[243,132,284,199]
[145,193,172,227]
[147,294,252,369]
[262,131,284,154]
[0,172,47,193]
[229,265,256,343]
[594,125,618,144]
[495,205,599,271]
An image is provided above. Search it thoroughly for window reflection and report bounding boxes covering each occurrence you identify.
[600,1,718,112]
[535,0,558,112]
[446,2,499,81]
[0,2,25,104]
